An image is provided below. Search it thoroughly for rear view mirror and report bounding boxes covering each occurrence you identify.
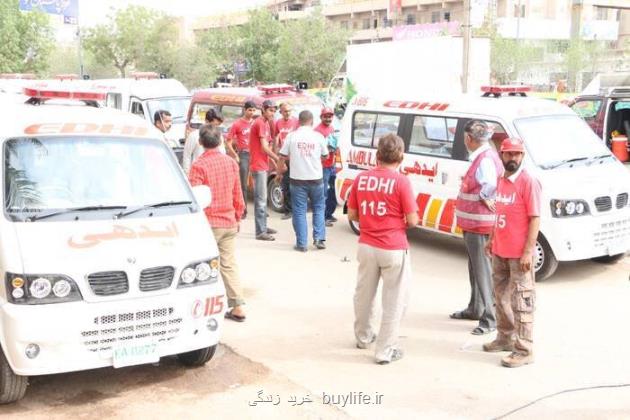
[192,185,212,209]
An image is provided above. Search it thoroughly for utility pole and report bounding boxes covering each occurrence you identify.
[462,0,471,93]
[77,25,85,78]
[569,0,583,91]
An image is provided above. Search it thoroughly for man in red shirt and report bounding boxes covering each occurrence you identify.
[274,103,299,219]
[227,100,257,219]
[484,137,541,368]
[189,125,247,322]
[348,134,419,365]
[249,99,280,241]
[314,108,337,227]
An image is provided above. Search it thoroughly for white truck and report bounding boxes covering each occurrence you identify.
[328,37,491,110]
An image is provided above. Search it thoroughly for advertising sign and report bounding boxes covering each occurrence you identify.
[19,0,78,24]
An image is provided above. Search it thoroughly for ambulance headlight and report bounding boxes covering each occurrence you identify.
[178,257,220,288]
[550,199,590,218]
[5,273,82,304]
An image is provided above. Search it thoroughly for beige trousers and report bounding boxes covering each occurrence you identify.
[492,255,535,356]
[354,243,411,362]
[212,227,244,308]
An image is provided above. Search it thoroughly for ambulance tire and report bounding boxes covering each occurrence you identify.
[0,348,27,404]
[267,178,285,213]
[349,219,360,235]
[534,234,558,282]
[177,344,217,367]
[591,253,626,264]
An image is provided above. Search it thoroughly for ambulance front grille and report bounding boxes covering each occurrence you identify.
[617,193,628,209]
[593,218,630,249]
[87,271,129,296]
[139,266,175,292]
[81,307,183,353]
[594,196,612,212]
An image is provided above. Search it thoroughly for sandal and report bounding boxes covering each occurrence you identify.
[471,326,495,335]
[449,310,480,321]
[225,310,246,322]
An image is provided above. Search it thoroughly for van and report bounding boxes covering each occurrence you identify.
[0,87,225,403]
[185,84,326,212]
[335,87,630,280]
[89,73,191,152]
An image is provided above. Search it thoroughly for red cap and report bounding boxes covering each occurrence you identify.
[321,107,334,117]
[500,137,525,153]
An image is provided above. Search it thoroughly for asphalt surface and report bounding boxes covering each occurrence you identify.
[2,206,629,419]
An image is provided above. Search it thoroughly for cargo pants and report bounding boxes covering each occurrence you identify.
[492,255,535,356]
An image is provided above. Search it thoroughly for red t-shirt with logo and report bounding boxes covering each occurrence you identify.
[249,117,273,172]
[347,167,418,250]
[275,117,299,149]
[228,118,254,152]
[314,123,334,168]
[492,169,542,258]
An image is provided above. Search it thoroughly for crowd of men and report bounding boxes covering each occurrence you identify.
[167,103,541,368]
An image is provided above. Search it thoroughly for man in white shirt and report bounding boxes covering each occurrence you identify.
[182,109,227,175]
[277,110,330,252]
[154,110,179,148]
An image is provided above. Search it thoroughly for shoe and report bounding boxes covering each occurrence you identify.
[328,216,338,222]
[376,349,404,365]
[266,227,277,234]
[281,212,292,220]
[224,310,246,322]
[501,352,534,368]
[294,245,307,253]
[256,233,275,241]
[325,220,334,227]
[356,334,376,349]
[482,339,516,353]
[471,326,496,335]
[449,310,480,321]
[313,240,326,250]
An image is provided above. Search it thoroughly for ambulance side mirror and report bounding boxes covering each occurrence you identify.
[192,185,212,209]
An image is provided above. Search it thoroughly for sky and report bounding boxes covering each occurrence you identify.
[79,0,271,26]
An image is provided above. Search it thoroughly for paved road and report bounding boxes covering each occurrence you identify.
[3,209,629,419]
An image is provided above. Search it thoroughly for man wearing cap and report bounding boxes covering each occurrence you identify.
[452,120,503,335]
[483,137,541,368]
[227,100,257,219]
[314,108,337,227]
[249,99,280,241]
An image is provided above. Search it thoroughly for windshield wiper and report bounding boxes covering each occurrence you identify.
[543,157,590,170]
[116,200,193,219]
[27,205,127,222]
[588,154,613,161]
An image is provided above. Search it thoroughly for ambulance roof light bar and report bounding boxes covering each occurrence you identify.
[23,87,106,107]
[481,85,531,98]
[0,73,36,80]
[130,71,159,80]
[55,74,79,81]
[259,84,296,95]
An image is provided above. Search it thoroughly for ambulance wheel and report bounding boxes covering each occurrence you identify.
[349,219,360,235]
[267,179,285,213]
[0,348,28,404]
[177,344,217,367]
[534,234,558,282]
[591,253,626,264]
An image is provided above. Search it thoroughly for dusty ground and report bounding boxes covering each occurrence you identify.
[2,207,629,419]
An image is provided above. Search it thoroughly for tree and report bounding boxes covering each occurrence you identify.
[83,5,179,78]
[0,0,53,74]
[490,36,541,84]
[275,11,348,86]
[565,38,608,92]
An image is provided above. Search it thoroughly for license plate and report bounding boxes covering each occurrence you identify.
[112,342,159,368]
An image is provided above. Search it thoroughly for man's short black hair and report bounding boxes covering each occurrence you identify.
[244,100,257,110]
[153,110,171,124]
[298,110,313,125]
[199,125,222,149]
[205,108,224,123]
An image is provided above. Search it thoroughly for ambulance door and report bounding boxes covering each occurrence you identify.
[130,98,148,122]
[400,114,461,235]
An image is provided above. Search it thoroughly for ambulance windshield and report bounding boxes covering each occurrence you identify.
[513,115,612,169]
[4,137,192,220]
[147,97,191,123]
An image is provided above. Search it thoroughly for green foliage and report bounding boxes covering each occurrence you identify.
[565,39,609,91]
[0,0,54,74]
[82,5,180,77]
[490,36,541,84]
[275,11,349,85]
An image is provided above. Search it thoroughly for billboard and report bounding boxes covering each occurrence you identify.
[19,0,78,24]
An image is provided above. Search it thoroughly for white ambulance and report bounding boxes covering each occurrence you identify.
[336,87,630,280]
[0,86,225,403]
[88,73,191,150]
